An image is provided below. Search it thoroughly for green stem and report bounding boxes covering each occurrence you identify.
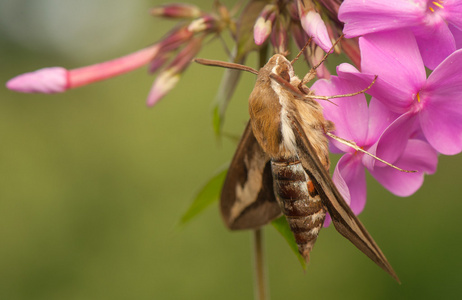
[253,229,268,300]
[252,42,270,300]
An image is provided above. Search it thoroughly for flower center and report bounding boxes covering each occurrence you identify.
[428,1,444,13]
[412,90,425,113]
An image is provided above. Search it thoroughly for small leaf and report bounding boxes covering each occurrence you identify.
[179,165,228,226]
[210,0,269,136]
[211,55,245,137]
[235,0,268,55]
[271,216,306,270]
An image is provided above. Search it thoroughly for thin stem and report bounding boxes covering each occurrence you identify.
[252,47,269,300]
[253,229,268,300]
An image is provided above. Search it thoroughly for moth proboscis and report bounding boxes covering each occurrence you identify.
[194,43,401,283]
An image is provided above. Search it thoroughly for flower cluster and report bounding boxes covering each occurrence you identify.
[313,0,462,220]
[5,0,462,223]
[7,3,231,106]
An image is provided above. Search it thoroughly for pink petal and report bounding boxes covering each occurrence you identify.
[415,23,456,70]
[363,112,418,170]
[324,153,357,227]
[336,154,367,216]
[444,0,462,30]
[370,139,438,197]
[449,24,462,49]
[425,49,462,94]
[312,72,369,151]
[338,0,423,38]
[365,98,400,146]
[359,30,427,113]
[419,100,462,155]
[419,49,462,154]
[6,67,68,93]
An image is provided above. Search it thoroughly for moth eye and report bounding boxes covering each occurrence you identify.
[280,69,290,82]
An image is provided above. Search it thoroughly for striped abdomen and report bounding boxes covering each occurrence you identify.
[271,158,326,261]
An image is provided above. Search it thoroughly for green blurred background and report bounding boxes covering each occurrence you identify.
[1,0,462,299]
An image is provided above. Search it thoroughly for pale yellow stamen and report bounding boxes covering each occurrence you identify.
[433,1,444,8]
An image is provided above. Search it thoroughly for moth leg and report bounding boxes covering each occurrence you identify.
[304,75,378,102]
[326,132,416,173]
[298,34,345,90]
[290,37,313,65]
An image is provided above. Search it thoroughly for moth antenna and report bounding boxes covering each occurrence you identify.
[326,132,417,173]
[193,58,259,75]
[299,34,344,89]
[291,37,313,65]
[304,75,378,101]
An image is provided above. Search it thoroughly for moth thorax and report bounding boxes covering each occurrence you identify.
[271,158,327,262]
[268,56,299,158]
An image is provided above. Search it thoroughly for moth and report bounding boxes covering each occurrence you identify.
[195,46,400,282]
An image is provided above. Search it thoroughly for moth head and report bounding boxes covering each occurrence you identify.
[267,54,295,83]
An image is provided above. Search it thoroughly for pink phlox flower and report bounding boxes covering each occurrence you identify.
[342,30,462,155]
[339,0,462,69]
[312,66,438,226]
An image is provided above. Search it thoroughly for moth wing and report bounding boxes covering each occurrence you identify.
[291,117,400,282]
[220,121,281,230]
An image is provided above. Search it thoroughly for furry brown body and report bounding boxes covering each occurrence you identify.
[248,54,334,260]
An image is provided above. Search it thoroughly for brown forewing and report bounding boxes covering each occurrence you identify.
[290,116,400,282]
[220,122,282,230]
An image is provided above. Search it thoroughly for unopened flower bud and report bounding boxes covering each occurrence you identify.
[158,26,194,53]
[253,5,277,45]
[147,69,180,106]
[7,45,160,94]
[187,16,216,33]
[147,36,203,106]
[150,3,201,19]
[297,0,332,52]
[6,67,68,93]
[271,18,288,54]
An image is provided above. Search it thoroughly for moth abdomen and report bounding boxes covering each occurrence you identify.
[271,159,327,261]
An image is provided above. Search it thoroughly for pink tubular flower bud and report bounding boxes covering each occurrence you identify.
[146,69,180,107]
[187,15,217,33]
[150,3,201,19]
[6,44,160,94]
[271,18,288,54]
[253,5,277,45]
[158,26,194,53]
[147,36,203,106]
[6,67,68,93]
[149,52,171,74]
[68,45,160,89]
[297,0,333,52]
